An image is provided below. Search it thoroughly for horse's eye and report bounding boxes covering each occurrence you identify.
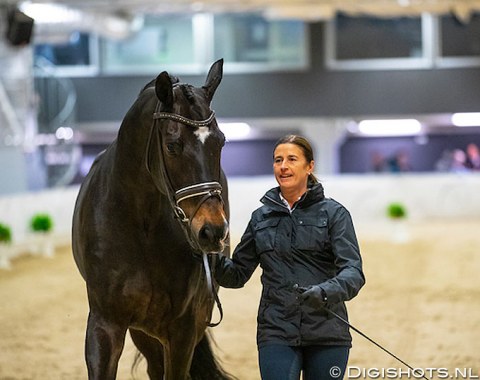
[166,142,180,155]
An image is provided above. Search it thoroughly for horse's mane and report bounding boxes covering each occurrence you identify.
[138,79,156,95]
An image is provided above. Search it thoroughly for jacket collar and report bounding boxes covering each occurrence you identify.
[261,183,325,213]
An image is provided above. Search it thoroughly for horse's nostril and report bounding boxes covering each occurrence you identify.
[199,223,226,245]
[199,225,213,243]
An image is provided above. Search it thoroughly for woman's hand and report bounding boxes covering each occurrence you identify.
[297,285,328,309]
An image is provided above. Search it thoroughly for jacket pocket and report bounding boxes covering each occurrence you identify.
[254,218,280,254]
[295,217,329,251]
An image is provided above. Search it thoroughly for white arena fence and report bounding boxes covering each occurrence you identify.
[0,186,79,269]
[1,173,480,269]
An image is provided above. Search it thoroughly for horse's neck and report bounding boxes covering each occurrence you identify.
[112,123,149,176]
[107,111,172,217]
[101,136,152,199]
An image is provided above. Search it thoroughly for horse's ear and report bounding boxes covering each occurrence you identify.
[203,59,223,102]
[155,71,174,110]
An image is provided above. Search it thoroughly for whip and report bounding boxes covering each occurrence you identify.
[325,307,428,380]
[294,285,428,380]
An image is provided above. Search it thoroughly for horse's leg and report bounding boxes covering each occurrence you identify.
[129,328,165,380]
[163,322,199,380]
[85,311,127,380]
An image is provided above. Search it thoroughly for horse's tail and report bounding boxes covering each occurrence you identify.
[190,331,238,380]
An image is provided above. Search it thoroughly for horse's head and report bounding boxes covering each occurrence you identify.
[145,59,228,254]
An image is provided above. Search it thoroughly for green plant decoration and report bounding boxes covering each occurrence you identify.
[387,203,407,219]
[0,223,12,244]
[30,214,53,233]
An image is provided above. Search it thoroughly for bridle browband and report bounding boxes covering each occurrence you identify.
[153,110,216,128]
[146,101,225,327]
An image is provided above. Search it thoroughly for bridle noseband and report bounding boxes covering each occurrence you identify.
[174,181,223,224]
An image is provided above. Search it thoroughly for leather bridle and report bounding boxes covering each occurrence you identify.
[145,101,225,327]
[146,102,224,247]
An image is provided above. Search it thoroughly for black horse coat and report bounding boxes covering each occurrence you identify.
[72,59,234,380]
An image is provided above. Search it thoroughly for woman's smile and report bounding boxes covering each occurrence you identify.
[273,143,314,205]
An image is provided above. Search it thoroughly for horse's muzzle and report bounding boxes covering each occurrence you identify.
[197,220,229,254]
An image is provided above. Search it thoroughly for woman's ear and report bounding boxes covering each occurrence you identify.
[308,160,315,174]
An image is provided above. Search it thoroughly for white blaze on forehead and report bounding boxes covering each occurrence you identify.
[194,127,212,144]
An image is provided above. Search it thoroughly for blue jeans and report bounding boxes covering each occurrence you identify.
[258,344,350,380]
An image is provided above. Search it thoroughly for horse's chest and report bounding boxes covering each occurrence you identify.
[133,267,210,334]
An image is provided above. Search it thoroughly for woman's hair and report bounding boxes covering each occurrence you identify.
[273,134,319,185]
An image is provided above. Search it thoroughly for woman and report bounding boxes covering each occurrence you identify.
[214,135,365,380]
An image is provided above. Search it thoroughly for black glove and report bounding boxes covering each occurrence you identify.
[298,285,327,309]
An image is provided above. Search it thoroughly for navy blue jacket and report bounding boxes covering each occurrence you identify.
[214,183,365,348]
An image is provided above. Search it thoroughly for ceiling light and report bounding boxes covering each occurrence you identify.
[19,2,82,24]
[219,122,251,140]
[358,119,421,136]
[451,112,480,127]
[55,127,74,140]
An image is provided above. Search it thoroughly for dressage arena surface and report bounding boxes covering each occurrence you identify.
[1,220,479,379]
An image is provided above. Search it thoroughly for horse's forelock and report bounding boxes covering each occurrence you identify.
[181,85,196,103]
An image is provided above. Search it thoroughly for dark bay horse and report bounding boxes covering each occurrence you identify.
[72,59,234,380]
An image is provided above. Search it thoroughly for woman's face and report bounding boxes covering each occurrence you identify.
[273,143,314,194]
